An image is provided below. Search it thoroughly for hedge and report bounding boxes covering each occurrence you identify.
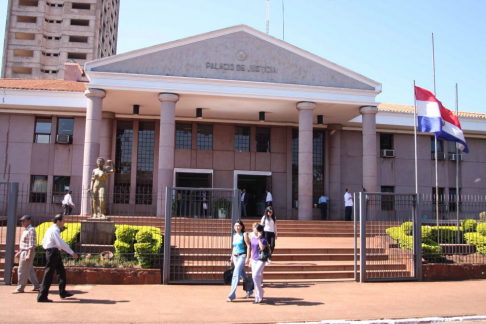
[34,222,81,265]
[461,219,477,232]
[114,225,163,268]
[386,225,441,262]
[477,223,486,236]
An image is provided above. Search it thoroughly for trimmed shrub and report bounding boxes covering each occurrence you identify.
[114,240,133,258]
[464,232,486,247]
[429,226,464,244]
[34,222,81,266]
[422,241,442,262]
[115,226,137,243]
[401,222,413,235]
[477,223,486,236]
[461,219,478,232]
[421,226,433,241]
[134,228,163,268]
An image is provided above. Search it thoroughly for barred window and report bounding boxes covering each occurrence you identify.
[197,124,213,150]
[30,175,47,203]
[176,123,192,149]
[381,186,395,211]
[313,130,325,203]
[114,121,133,204]
[235,126,250,152]
[136,122,155,205]
[291,129,298,204]
[255,127,270,152]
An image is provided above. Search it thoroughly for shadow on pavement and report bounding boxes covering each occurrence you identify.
[60,299,129,304]
[262,297,323,306]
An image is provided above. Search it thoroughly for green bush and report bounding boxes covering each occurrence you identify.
[429,226,464,244]
[422,241,442,262]
[401,222,413,235]
[115,226,137,243]
[464,232,486,247]
[114,240,133,257]
[461,219,478,232]
[113,225,163,268]
[421,226,433,241]
[477,223,486,236]
[34,222,81,266]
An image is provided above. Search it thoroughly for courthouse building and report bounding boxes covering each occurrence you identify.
[0,25,485,220]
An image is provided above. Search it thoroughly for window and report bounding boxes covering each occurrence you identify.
[313,130,325,203]
[72,2,90,9]
[235,126,250,152]
[12,67,32,74]
[114,121,133,204]
[136,122,155,205]
[19,0,38,6]
[430,137,444,152]
[447,141,458,154]
[381,186,395,211]
[17,16,37,23]
[69,36,88,43]
[197,124,213,150]
[380,134,394,150]
[291,129,298,205]
[70,19,90,26]
[14,49,34,57]
[255,127,270,152]
[57,118,74,143]
[34,118,51,143]
[176,123,192,149]
[15,32,36,40]
[30,175,47,203]
[44,19,62,24]
[53,176,70,203]
[449,188,460,212]
[432,187,446,212]
[67,52,87,60]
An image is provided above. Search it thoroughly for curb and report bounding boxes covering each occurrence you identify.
[280,315,486,324]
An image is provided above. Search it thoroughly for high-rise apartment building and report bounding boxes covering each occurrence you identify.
[1,0,120,80]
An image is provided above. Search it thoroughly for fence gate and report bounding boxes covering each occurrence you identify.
[163,187,240,284]
[0,183,19,284]
[354,192,422,282]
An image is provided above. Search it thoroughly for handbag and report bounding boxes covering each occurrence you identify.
[258,246,271,262]
[223,266,234,285]
[242,275,254,292]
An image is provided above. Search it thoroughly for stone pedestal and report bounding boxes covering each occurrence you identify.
[80,219,115,245]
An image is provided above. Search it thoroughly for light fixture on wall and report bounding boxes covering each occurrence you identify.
[317,115,323,125]
[196,108,203,119]
[133,104,140,115]
[259,111,265,122]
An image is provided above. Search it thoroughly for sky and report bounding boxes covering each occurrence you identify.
[1,0,485,113]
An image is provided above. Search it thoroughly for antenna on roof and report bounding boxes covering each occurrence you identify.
[266,0,270,34]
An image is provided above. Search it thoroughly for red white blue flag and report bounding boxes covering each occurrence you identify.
[436,105,469,153]
[415,86,442,133]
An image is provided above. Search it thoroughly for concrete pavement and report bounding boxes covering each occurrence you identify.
[1,279,486,323]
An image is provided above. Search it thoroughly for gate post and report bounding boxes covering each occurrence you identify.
[359,192,367,283]
[353,193,358,282]
[4,183,19,285]
[163,187,173,285]
[414,194,423,280]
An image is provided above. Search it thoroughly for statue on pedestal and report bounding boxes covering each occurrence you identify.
[89,157,115,219]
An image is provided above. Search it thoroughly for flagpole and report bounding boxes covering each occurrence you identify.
[432,32,440,241]
[455,83,460,243]
[413,80,418,195]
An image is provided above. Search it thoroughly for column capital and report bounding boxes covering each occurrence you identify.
[85,88,106,99]
[297,101,316,110]
[327,123,343,131]
[359,106,378,115]
[158,93,179,102]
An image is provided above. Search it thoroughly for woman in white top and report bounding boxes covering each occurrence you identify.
[260,206,277,263]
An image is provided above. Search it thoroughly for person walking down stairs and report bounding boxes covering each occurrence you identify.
[261,206,277,264]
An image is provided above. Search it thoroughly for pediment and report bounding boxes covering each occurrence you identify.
[86,26,379,91]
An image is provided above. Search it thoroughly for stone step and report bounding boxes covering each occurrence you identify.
[170,247,384,254]
[170,263,407,272]
[173,253,388,262]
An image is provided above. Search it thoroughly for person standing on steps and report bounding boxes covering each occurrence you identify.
[260,206,277,264]
[62,190,75,216]
[241,189,249,218]
[318,194,329,220]
[344,188,354,221]
[227,220,253,301]
[12,215,40,294]
[265,189,273,207]
[37,214,78,303]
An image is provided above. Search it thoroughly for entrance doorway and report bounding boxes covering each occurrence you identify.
[175,172,212,188]
[237,174,269,217]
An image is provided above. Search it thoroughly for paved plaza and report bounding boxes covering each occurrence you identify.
[1,279,485,323]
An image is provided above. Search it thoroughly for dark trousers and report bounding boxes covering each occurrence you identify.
[63,204,72,216]
[38,248,67,301]
[264,231,276,254]
[241,203,247,217]
[345,206,353,221]
[266,201,272,207]
[319,203,328,220]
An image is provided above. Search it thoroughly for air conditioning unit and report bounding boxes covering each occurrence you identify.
[380,149,395,158]
[56,134,72,144]
[431,152,446,160]
[449,153,463,161]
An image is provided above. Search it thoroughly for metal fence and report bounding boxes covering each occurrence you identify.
[163,187,241,284]
[355,193,421,282]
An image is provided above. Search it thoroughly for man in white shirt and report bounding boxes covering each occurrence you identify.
[13,215,40,294]
[344,188,354,221]
[37,214,78,303]
[266,190,273,207]
[318,195,329,220]
[62,190,75,216]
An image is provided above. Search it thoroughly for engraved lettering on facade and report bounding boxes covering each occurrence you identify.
[205,62,276,73]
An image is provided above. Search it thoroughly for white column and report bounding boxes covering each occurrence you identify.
[156,93,179,217]
[297,101,316,220]
[360,106,379,192]
[81,89,105,215]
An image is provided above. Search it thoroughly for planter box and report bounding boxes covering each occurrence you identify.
[11,266,161,285]
[423,263,486,281]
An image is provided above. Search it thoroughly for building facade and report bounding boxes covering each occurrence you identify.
[0,26,485,220]
[2,0,119,80]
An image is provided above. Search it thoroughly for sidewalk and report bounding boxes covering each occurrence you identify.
[1,280,486,323]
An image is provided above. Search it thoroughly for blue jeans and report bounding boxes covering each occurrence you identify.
[228,254,252,299]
